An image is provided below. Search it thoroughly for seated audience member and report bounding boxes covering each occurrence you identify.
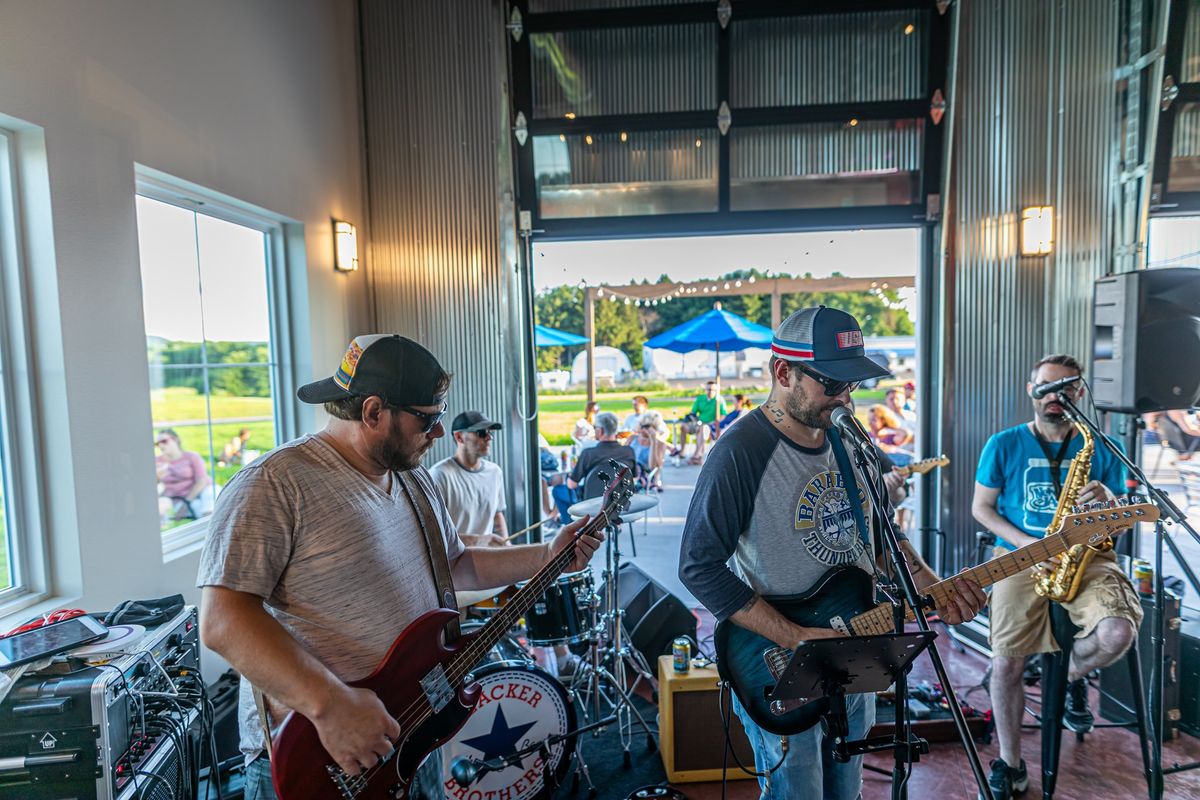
[1152,409,1200,459]
[868,404,914,465]
[622,395,650,433]
[552,412,636,523]
[719,393,753,431]
[633,410,669,491]
[572,400,600,454]
[219,428,252,467]
[885,387,916,432]
[155,428,214,521]
[903,380,917,412]
[683,381,727,465]
[431,411,509,547]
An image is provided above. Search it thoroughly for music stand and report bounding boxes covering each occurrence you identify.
[768,633,936,765]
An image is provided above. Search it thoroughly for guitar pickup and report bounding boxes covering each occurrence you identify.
[419,663,454,713]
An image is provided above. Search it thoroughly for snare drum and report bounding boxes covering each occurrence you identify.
[441,661,576,800]
[521,569,594,646]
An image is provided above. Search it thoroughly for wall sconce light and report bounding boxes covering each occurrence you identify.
[1021,206,1054,256]
[333,220,358,272]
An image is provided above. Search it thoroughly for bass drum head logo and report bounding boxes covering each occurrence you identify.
[795,470,869,566]
[441,662,575,800]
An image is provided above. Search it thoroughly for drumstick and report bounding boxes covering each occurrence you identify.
[500,517,548,542]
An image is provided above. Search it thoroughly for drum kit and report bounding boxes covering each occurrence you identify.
[441,477,661,800]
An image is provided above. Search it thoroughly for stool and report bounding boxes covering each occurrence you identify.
[1039,602,1153,799]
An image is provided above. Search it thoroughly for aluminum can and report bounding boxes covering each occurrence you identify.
[1133,559,1154,596]
[672,638,691,673]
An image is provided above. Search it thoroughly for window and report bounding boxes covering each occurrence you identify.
[0,131,19,594]
[136,193,278,546]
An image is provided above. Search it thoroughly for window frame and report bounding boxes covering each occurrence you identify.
[0,127,51,609]
[135,172,297,555]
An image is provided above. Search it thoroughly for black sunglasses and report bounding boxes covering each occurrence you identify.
[468,429,494,439]
[795,363,860,397]
[396,403,447,433]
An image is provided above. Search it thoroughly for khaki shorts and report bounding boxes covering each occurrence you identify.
[987,546,1144,658]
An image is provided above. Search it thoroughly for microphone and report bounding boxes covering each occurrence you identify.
[450,755,485,787]
[1031,374,1081,399]
[830,406,876,456]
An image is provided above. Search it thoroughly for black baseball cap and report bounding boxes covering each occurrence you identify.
[770,306,891,383]
[451,411,502,434]
[297,334,448,406]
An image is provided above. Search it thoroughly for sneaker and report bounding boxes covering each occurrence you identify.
[981,757,1027,800]
[1064,678,1095,734]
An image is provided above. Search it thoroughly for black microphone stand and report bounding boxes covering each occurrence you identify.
[1055,393,1200,799]
[838,424,994,800]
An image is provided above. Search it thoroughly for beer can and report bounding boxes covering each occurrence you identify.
[672,637,691,673]
[1133,560,1154,597]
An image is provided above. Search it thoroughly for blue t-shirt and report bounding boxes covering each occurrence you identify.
[975,424,1126,549]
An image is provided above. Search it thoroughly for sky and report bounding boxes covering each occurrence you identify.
[532,228,922,315]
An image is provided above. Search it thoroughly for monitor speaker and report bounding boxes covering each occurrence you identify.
[599,562,697,665]
[1091,267,1200,413]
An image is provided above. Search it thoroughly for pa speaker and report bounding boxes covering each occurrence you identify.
[599,562,697,665]
[1092,267,1200,413]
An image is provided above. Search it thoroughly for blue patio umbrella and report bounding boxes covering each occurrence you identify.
[644,303,773,385]
[534,324,589,347]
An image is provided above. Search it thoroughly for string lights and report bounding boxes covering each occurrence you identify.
[589,274,760,307]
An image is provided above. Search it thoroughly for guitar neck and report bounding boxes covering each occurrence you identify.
[447,511,606,674]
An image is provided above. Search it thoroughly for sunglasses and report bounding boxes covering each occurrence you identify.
[397,403,447,433]
[469,429,494,440]
[155,438,171,446]
[796,363,860,397]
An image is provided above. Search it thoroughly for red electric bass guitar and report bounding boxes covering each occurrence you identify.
[269,465,634,800]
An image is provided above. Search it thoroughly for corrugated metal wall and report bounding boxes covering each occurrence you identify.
[942,0,1118,570]
[359,0,530,522]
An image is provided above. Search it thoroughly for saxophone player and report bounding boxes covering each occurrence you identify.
[970,354,1143,800]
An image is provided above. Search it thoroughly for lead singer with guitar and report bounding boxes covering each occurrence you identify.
[197,335,602,800]
[679,307,986,800]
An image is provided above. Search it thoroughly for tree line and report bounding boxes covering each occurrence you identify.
[147,339,272,397]
[534,269,914,372]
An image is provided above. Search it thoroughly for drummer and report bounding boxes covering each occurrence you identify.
[431,410,510,547]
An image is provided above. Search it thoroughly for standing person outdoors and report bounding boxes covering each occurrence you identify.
[679,307,985,800]
[197,335,602,800]
[155,428,214,522]
[685,380,727,464]
[971,353,1141,800]
[431,411,508,547]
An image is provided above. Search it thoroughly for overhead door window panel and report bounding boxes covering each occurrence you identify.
[731,120,924,211]
[1170,103,1200,193]
[535,128,718,217]
[531,25,715,118]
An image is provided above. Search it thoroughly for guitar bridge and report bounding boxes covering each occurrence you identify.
[420,662,454,712]
[327,763,362,799]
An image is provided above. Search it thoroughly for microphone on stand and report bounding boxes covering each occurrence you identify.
[830,406,878,459]
[450,755,487,788]
[1031,374,1081,399]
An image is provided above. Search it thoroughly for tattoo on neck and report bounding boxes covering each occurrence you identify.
[764,401,785,423]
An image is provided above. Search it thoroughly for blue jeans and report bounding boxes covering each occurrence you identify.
[551,483,577,524]
[244,750,444,800]
[731,691,875,800]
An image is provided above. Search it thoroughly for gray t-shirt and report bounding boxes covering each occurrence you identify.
[430,456,506,539]
[678,408,876,622]
[195,434,465,762]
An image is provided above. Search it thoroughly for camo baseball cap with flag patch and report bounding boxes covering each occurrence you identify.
[297,334,448,406]
[771,306,891,383]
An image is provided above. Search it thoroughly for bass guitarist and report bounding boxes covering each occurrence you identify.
[679,307,986,800]
[197,335,603,800]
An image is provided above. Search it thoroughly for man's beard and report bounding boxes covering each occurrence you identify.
[1035,403,1068,426]
[785,388,840,429]
[374,416,428,472]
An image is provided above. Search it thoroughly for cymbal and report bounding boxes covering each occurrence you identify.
[568,493,658,519]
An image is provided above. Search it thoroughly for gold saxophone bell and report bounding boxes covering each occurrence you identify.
[1031,417,1110,602]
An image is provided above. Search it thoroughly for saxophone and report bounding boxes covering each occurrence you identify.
[1032,413,1111,601]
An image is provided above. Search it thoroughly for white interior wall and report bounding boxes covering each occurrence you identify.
[0,1,370,632]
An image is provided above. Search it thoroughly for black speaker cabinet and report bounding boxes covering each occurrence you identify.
[1099,592,1182,740]
[599,562,697,665]
[1092,267,1200,413]
[1180,617,1200,738]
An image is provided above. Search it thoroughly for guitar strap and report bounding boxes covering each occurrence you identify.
[397,469,461,643]
[828,427,871,551]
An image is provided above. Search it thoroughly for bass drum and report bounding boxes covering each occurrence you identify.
[441,661,576,800]
[460,620,532,667]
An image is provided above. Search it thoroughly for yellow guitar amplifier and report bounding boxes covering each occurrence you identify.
[656,655,756,783]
